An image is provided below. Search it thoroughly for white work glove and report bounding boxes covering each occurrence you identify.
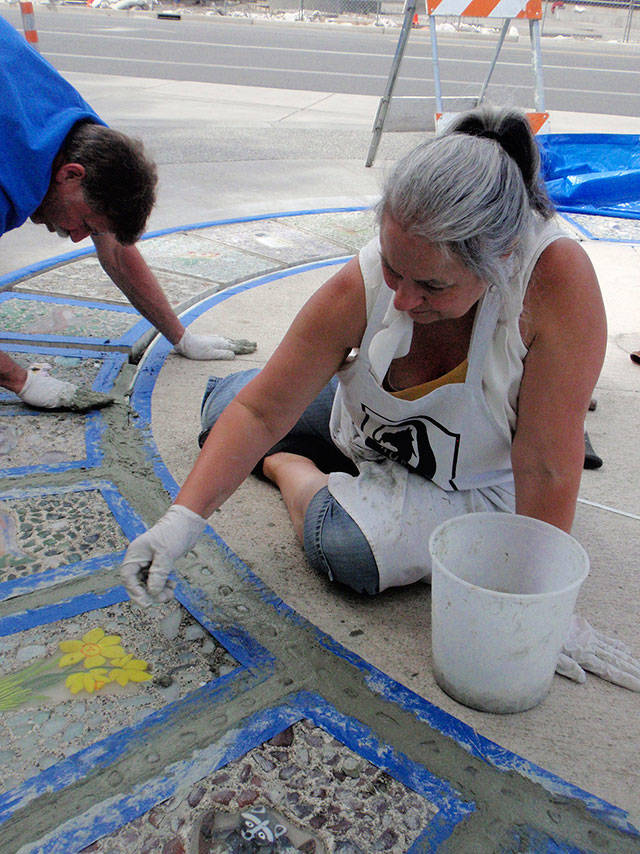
[556,613,640,691]
[120,504,207,607]
[17,363,114,411]
[18,363,78,408]
[174,328,257,361]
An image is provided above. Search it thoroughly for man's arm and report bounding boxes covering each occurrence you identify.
[92,234,257,359]
[92,233,185,344]
[0,351,28,394]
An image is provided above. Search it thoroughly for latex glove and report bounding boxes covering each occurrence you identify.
[556,614,640,691]
[174,328,257,361]
[18,364,114,411]
[120,505,207,607]
[18,363,77,408]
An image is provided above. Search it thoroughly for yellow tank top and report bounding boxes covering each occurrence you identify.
[390,359,468,401]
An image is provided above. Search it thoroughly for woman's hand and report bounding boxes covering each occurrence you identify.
[120,505,207,607]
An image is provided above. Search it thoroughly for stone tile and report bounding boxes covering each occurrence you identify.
[17,259,210,310]
[138,233,282,284]
[80,719,437,853]
[0,601,237,794]
[197,220,351,264]
[0,412,86,471]
[0,488,128,582]
[0,295,138,341]
[280,211,377,253]
[16,258,126,303]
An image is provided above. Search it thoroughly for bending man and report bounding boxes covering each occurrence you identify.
[0,18,255,410]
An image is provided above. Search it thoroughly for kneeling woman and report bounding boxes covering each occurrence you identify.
[121,106,605,603]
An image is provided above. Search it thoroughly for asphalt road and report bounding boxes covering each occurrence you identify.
[1,6,639,116]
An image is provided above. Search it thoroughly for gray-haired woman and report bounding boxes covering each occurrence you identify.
[121,107,637,688]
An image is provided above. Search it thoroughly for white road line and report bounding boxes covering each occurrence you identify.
[46,51,640,96]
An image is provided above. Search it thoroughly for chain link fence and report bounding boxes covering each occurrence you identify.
[179,0,639,42]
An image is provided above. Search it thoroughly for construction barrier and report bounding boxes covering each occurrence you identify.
[366,0,549,165]
[19,1,39,48]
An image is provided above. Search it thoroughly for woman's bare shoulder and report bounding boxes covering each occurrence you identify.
[521,236,604,347]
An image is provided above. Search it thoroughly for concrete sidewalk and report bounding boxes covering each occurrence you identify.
[0,65,639,854]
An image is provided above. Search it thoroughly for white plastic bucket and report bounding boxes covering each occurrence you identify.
[429,513,589,714]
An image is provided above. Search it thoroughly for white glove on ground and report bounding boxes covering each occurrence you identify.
[18,364,77,408]
[556,613,640,691]
[120,504,207,607]
[174,328,257,361]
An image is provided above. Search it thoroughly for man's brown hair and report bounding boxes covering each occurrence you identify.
[60,121,158,244]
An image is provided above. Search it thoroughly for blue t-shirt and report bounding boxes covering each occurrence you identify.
[0,18,105,234]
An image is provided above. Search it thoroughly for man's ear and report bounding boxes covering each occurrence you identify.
[54,163,86,184]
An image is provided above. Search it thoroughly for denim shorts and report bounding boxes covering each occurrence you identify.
[199,369,380,595]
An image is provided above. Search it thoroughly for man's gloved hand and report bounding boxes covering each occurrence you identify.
[174,328,257,361]
[556,613,640,691]
[120,504,207,607]
[18,363,78,408]
[18,364,114,411]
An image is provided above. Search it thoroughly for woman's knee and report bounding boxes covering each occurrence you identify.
[303,487,379,596]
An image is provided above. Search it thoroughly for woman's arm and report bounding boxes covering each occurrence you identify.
[176,257,368,518]
[512,238,606,532]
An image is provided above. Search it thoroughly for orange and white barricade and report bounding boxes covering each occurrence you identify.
[366,0,548,166]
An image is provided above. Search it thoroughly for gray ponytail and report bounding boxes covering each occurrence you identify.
[378,107,554,318]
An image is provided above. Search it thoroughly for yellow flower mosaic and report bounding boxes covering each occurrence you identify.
[109,654,152,687]
[65,668,110,695]
[58,628,124,669]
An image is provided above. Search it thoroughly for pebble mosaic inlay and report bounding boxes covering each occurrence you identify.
[0,600,237,794]
[0,413,86,470]
[17,259,214,310]
[78,719,437,854]
[0,296,137,340]
[0,489,128,581]
[565,213,640,241]
[280,211,377,252]
[139,233,283,284]
[200,220,352,265]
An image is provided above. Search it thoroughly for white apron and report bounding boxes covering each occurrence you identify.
[327,220,566,590]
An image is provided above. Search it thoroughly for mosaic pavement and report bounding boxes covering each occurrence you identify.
[0,209,639,854]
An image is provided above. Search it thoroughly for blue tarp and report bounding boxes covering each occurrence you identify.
[537,134,640,219]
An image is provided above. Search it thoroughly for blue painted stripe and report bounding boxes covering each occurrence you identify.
[0,552,126,608]
[0,246,97,290]
[0,586,128,638]
[173,578,274,672]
